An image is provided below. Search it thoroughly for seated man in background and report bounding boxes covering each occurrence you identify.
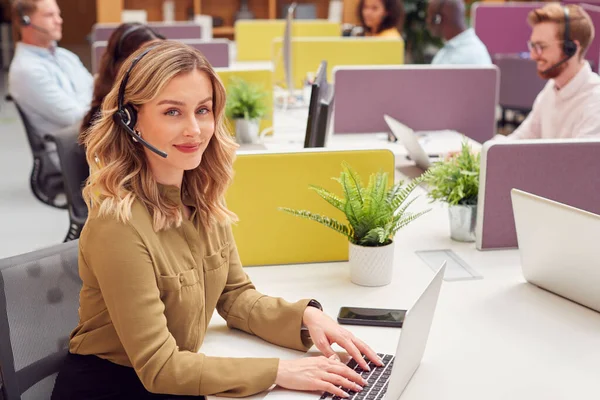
[500,3,600,140]
[427,0,491,65]
[8,0,93,150]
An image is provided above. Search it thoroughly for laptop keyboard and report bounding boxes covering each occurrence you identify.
[319,353,395,400]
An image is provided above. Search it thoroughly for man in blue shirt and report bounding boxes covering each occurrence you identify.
[8,0,93,163]
[426,0,492,65]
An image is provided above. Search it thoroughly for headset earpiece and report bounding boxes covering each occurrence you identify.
[563,6,577,58]
[434,14,442,25]
[17,3,31,26]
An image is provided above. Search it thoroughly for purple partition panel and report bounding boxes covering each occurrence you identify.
[181,40,230,68]
[476,140,600,250]
[333,66,499,143]
[92,39,229,74]
[92,23,202,42]
[473,2,600,72]
[492,54,546,110]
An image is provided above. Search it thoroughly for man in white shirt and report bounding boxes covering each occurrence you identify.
[8,0,93,148]
[502,3,600,140]
[426,0,492,65]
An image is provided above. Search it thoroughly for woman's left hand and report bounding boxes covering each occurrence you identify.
[303,306,383,371]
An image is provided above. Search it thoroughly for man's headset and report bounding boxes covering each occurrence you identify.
[113,46,168,158]
[542,6,578,74]
[16,1,51,35]
[433,0,446,25]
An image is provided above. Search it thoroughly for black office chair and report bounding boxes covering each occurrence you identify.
[50,127,89,242]
[0,240,81,399]
[12,101,67,210]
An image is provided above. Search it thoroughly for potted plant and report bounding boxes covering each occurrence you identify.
[225,77,268,144]
[423,140,480,242]
[279,162,431,287]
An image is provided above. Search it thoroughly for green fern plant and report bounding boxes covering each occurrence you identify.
[423,140,480,206]
[279,162,431,247]
[225,77,268,120]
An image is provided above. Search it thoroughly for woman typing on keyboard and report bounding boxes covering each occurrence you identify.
[51,40,382,400]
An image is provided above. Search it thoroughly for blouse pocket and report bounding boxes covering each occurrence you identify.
[157,267,201,292]
[203,242,229,272]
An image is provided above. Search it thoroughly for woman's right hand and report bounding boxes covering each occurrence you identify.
[275,355,368,398]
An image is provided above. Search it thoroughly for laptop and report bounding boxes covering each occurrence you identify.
[265,262,446,400]
[511,189,600,313]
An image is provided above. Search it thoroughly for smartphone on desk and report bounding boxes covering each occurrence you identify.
[337,306,406,328]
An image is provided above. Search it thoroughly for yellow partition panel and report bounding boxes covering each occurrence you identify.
[215,68,273,134]
[235,20,341,61]
[273,37,404,89]
[226,149,396,266]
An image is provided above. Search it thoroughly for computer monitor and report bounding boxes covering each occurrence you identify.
[283,3,297,97]
[304,61,328,148]
[313,88,334,148]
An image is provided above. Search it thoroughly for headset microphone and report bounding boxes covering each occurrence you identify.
[113,46,168,158]
[18,3,52,36]
[543,6,577,75]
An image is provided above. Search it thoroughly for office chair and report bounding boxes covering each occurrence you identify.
[12,101,67,210]
[0,240,81,400]
[50,127,89,242]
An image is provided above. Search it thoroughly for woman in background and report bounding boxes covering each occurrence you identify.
[80,22,164,132]
[358,0,404,38]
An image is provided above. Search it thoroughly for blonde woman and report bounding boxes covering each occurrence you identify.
[51,41,382,400]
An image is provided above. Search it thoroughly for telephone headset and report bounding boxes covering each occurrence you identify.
[433,0,445,25]
[16,1,50,35]
[113,46,168,158]
[542,6,578,73]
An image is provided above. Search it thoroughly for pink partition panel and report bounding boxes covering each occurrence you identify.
[333,66,499,143]
[92,23,202,42]
[476,140,600,250]
[492,54,546,110]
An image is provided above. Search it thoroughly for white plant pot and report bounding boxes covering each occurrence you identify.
[448,204,477,242]
[235,119,261,144]
[349,241,395,287]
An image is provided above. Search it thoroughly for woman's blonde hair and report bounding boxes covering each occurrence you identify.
[82,40,238,231]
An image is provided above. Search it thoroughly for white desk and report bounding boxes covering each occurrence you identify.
[201,187,600,400]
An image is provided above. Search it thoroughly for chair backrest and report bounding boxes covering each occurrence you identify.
[52,126,89,222]
[0,241,81,400]
[12,102,45,155]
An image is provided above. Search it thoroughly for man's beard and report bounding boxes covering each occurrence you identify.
[537,58,569,80]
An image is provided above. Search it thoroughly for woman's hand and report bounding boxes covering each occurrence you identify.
[302,306,383,371]
[275,355,368,398]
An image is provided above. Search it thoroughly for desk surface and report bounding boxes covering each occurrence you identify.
[201,185,600,400]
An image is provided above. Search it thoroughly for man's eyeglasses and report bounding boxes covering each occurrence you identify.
[527,40,564,55]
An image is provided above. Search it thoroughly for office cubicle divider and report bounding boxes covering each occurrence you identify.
[332,65,499,144]
[91,22,203,43]
[226,149,395,266]
[235,19,341,62]
[91,39,231,74]
[492,54,546,112]
[476,139,600,250]
[272,37,404,90]
[472,2,600,73]
[214,68,274,134]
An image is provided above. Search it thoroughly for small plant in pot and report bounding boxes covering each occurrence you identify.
[423,140,480,242]
[225,77,268,144]
[279,162,431,287]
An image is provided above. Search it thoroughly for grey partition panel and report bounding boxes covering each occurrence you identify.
[333,66,499,144]
[476,140,600,250]
[92,22,202,42]
[493,54,546,111]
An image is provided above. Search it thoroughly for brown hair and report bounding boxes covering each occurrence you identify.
[82,41,238,231]
[80,23,164,133]
[11,0,41,41]
[528,3,595,58]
